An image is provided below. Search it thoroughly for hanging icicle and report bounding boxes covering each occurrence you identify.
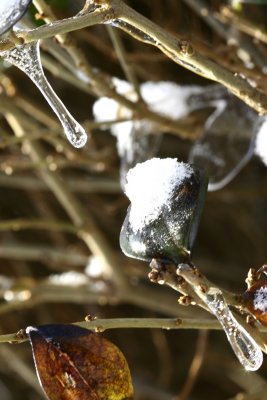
[178,263,263,371]
[0,41,88,148]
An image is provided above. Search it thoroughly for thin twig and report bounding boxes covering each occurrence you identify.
[1,316,267,345]
[106,25,141,98]
[5,111,127,287]
[220,7,267,46]
[0,318,220,344]
[177,330,208,400]
[0,173,121,193]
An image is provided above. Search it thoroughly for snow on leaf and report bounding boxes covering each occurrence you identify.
[124,158,193,233]
[120,158,207,263]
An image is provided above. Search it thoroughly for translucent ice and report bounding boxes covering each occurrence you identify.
[189,95,259,191]
[0,41,88,148]
[93,79,204,185]
[178,263,263,371]
[207,291,263,371]
[0,0,32,36]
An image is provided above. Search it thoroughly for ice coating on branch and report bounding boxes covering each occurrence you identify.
[206,292,263,371]
[0,0,32,36]
[178,263,263,371]
[0,41,88,148]
[124,158,193,233]
[255,117,267,165]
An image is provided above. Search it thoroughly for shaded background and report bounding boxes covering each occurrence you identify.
[0,0,267,399]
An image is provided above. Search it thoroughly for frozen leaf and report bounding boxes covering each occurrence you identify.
[120,158,207,263]
[0,41,88,148]
[189,96,259,191]
[0,0,32,36]
[243,281,267,326]
[27,324,134,400]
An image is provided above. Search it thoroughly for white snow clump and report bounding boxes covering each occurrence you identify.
[253,286,267,313]
[93,79,203,158]
[124,158,193,233]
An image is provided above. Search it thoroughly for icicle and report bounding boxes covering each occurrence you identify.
[206,291,263,371]
[178,263,263,371]
[0,41,88,148]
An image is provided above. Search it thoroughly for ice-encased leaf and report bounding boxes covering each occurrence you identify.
[0,41,88,148]
[120,158,207,263]
[0,0,32,36]
[189,96,259,191]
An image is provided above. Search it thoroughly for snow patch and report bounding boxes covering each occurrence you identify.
[253,286,267,313]
[124,158,193,233]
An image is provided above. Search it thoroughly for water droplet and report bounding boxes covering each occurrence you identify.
[0,41,88,148]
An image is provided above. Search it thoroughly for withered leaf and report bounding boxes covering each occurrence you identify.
[27,324,134,400]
